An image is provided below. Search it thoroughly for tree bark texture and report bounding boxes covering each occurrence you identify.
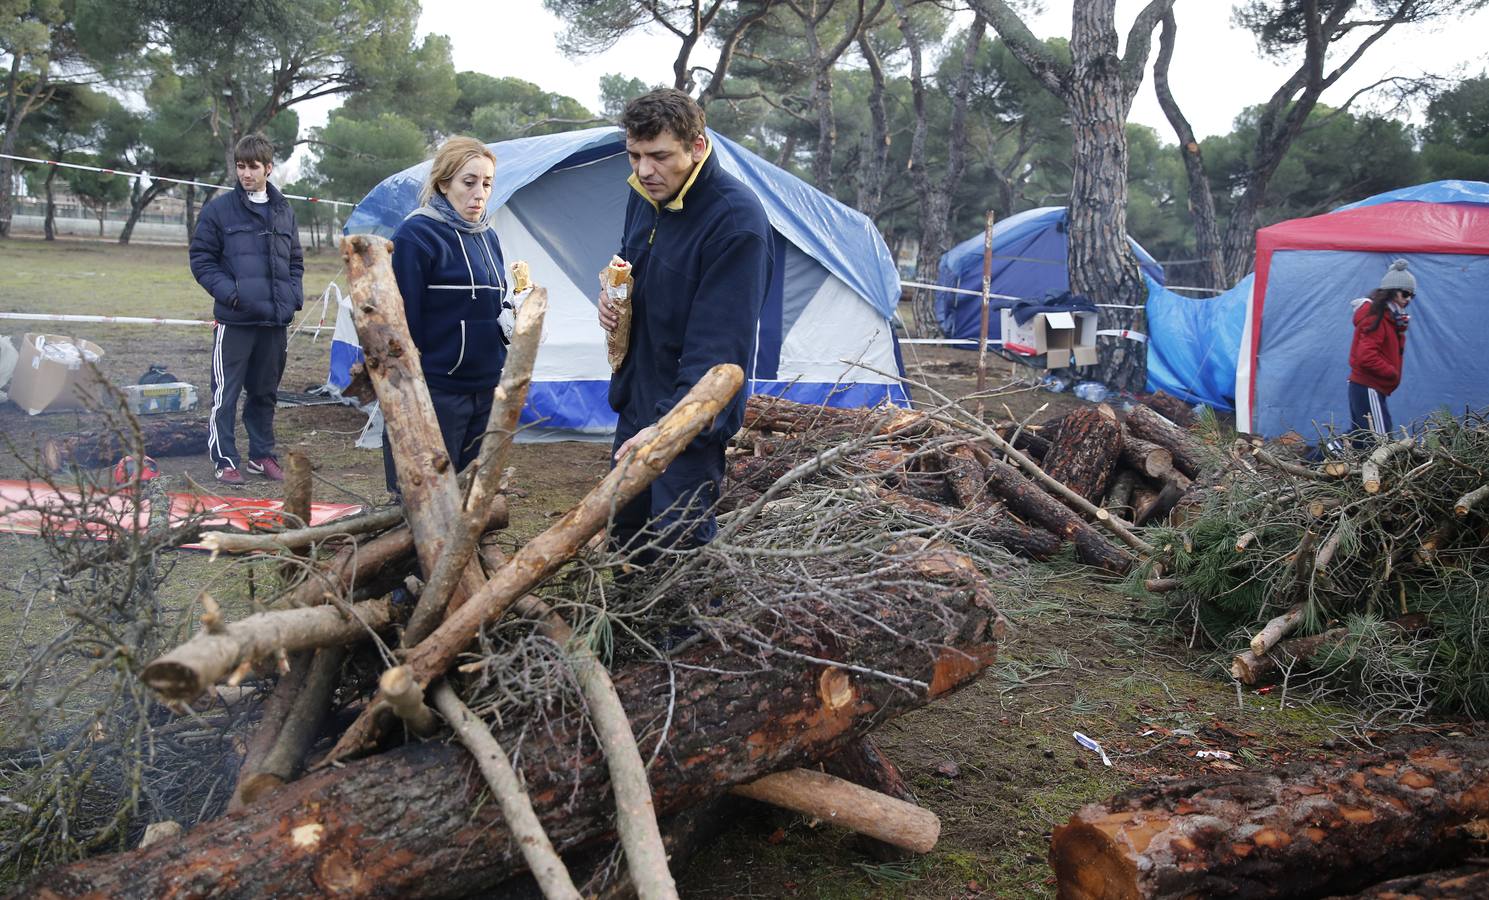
[29,551,1002,899]
[1337,865,1489,899]
[1042,406,1123,503]
[1124,403,1206,479]
[43,419,210,471]
[1049,742,1489,900]
[983,457,1130,572]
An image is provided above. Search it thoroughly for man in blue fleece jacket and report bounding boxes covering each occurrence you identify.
[598,89,773,560]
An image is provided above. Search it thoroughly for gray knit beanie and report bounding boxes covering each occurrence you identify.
[1379,258,1416,294]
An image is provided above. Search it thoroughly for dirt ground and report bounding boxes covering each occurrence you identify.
[1,238,1467,898]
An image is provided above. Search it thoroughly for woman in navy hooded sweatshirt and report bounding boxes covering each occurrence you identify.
[383,136,509,494]
[1347,258,1414,448]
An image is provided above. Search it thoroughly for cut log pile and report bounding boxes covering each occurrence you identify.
[730,391,1217,576]
[21,237,1008,899]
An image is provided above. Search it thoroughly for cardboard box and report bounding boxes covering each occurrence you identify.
[9,333,107,415]
[1000,309,1099,369]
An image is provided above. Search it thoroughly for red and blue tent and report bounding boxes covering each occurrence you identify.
[1236,180,1489,437]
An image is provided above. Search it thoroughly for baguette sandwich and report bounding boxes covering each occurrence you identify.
[600,255,634,371]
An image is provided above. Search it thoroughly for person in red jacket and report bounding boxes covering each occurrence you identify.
[1347,259,1414,446]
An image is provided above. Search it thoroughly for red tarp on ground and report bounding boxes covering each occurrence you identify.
[0,479,363,549]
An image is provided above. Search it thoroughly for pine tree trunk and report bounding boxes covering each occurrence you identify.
[119,183,164,245]
[854,35,889,219]
[1152,10,1225,292]
[1067,2,1148,394]
[185,184,197,238]
[0,119,19,239]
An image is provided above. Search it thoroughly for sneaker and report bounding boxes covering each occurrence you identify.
[215,466,245,486]
[246,456,285,481]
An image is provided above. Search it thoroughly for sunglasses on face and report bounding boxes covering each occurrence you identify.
[1399,291,1414,299]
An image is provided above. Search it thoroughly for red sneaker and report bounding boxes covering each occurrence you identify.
[215,466,245,486]
[247,456,285,481]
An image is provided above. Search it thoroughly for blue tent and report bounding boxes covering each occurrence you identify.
[933,207,1165,342]
[342,126,907,435]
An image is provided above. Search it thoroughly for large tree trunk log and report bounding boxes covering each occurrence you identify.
[983,457,1132,573]
[1124,403,1207,480]
[43,418,209,471]
[1050,742,1489,900]
[28,543,1002,899]
[940,444,990,508]
[1043,405,1123,503]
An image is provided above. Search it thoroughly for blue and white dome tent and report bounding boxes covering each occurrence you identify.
[337,126,908,436]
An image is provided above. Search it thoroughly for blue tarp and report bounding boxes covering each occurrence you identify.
[345,126,900,320]
[1144,273,1249,411]
[933,207,1164,341]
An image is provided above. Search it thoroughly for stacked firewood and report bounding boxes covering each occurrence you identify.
[17,238,1006,899]
[729,393,1217,578]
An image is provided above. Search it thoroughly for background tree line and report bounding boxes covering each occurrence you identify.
[4,0,1488,386]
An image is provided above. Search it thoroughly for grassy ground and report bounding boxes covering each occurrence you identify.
[0,237,1434,897]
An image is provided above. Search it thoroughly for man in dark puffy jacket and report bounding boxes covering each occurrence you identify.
[189,134,304,485]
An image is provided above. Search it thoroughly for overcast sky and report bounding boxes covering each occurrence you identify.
[288,1,1489,182]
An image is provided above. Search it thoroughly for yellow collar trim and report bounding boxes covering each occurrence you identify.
[627,137,712,212]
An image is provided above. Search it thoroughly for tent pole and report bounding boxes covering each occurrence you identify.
[975,209,996,420]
